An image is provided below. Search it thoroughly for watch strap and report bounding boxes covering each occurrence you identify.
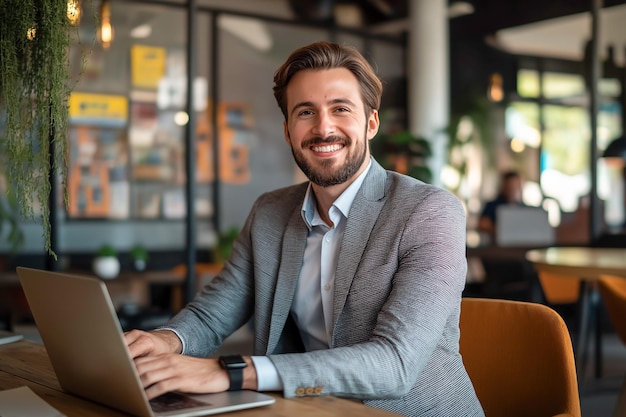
[219,355,246,391]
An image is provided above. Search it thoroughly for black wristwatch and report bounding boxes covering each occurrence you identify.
[219,355,248,391]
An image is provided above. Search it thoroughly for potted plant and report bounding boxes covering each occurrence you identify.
[214,227,240,264]
[130,245,149,272]
[371,129,433,183]
[93,244,120,280]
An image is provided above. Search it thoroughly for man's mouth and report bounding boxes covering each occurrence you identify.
[311,143,344,153]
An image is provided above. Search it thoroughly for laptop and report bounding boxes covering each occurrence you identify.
[496,205,555,247]
[16,266,275,417]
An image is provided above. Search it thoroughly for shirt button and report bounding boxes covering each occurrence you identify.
[305,387,314,395]
[324,284,331,291]
[325,236,331,242]
[296,387,305,395]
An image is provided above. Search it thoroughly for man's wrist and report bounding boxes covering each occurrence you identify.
[242,356,258,390]
[250,356,282,391]
[152,329,183,354]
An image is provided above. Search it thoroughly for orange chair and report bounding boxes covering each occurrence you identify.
[537,271,581,305]
[460,297,581,417]
[597,275,626,416]
[597,275,626,347]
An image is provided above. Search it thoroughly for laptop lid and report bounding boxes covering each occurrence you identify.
[16,267,275,417]
[496,205,555,247]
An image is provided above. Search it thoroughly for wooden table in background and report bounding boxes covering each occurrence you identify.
[0,340,401,417]
[525,247,626,279]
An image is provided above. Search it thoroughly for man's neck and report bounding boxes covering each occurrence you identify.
[308,157,373,226]
[311,183,345,227]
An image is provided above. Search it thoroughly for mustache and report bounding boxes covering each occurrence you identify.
[302,135,350,148]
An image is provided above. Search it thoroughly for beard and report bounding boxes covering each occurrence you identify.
[291,130,368,187]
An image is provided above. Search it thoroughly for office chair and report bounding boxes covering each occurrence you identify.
[537,271,580,305]
[536,271,582,343]
[459,297,581,417]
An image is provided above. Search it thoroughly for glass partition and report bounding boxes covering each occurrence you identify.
[509,57,624,242]
[5,1,403,255]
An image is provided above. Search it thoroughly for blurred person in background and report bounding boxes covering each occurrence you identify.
[478,170,525,237]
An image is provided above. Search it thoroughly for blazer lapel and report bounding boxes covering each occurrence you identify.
[266,205,308,353]
[331,160,387,341]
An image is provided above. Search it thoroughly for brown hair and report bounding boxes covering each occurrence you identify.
[273,41,383,121]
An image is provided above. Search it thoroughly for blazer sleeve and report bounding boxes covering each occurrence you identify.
[163,196,263,357]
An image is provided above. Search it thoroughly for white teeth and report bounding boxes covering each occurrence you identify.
[312,144,343,152]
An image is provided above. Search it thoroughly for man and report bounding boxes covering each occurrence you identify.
[125,41,484,417]
[478,170,524,237]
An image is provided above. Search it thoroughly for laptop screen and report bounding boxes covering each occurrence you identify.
[496,205,555,247]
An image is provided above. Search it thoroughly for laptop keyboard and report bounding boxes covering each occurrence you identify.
[150,392,211,412]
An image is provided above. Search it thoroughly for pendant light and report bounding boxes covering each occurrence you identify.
[98,0,114,49]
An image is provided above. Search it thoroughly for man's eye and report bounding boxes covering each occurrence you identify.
[299,110,313,116]
[335,107,349,113]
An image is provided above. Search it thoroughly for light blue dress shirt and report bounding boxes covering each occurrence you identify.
[252,161,372,390]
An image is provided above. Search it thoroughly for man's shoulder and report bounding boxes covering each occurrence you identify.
[256,182,308,206]
[384,170,457,201]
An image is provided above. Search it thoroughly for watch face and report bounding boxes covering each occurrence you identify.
[220,355,247,369]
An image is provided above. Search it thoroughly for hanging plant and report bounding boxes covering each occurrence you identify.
[0,0,76,255]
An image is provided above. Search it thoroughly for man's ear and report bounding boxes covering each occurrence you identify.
[367,110,380,140]
[283,121,291,145]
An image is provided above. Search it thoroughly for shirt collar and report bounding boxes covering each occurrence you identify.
[301,158,372,230]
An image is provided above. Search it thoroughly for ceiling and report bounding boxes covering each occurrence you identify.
[96,0,626,65]
[445,0,626,36]
[495,3,626,64]
[287,0,626,33]
[287,0,626,63]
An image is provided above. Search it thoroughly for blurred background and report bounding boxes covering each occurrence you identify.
[1,0,625,307]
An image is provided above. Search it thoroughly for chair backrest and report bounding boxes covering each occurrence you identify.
[537,271,580,305]
[598,275,626,347]
[459,297,581,417]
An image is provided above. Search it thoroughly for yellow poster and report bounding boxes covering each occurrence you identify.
[131,45,166,89]
[69,93,128,127]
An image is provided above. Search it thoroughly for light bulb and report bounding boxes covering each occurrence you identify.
[98,0,114,49]
[67,0,81,25]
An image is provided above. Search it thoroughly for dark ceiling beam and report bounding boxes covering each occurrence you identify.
[450,0,626,36]
[290,0,626,35]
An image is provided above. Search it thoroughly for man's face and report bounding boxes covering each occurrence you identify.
[504,177,523,203]
[283,68,379,188]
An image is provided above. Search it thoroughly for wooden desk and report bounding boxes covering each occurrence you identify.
[0,340,401,417]
[526,247,626,381]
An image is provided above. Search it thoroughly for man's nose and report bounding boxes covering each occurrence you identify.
[311,112,335,137]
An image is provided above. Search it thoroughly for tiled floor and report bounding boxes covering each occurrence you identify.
[12,322,626,416]
[579,332,626,417]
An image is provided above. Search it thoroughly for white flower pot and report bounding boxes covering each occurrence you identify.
[93,256,120,280]
[133,259,147,272]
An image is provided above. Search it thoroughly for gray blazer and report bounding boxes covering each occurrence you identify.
[167,159,484,417]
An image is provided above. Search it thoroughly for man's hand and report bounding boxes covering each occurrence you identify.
[124,329,258,399]
[125,329,182,359]
[133,354,258,400]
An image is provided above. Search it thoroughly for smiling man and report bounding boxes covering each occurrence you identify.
[283,65,379,224]
[125,41,484,417]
